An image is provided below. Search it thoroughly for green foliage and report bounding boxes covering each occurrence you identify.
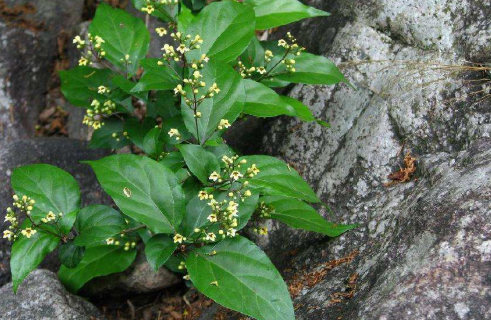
[186,237,294,320]
[5,2,356,319]
[245,0,330,30]
[58,245,137,293]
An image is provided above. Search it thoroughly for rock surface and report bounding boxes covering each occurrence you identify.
[204,0,491,319]
[82,246,180,297]
[0,0,85,141]
[0,269,105,320]
[0,138,111,287]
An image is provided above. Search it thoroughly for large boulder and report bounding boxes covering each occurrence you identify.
[0,138,111,286]
[203,0,491,319]
[0,269,104,320]
[0,0,85,141]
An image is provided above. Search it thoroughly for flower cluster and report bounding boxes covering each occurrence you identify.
[82,87,116,130]
[189,157,260,243]
[160,32,204,62]
[251,202,275,236]
[73,34,106,66]
[106,233,137,251]
[277,32,305,73]
[3,195,64,242]
[141,0,179,15]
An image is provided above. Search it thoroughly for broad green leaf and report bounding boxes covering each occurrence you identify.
[89,117,131,149]
[239,36,265,68]
[11,229,60,293]
[181,60,245,143]
[159,152,185,172]
[245,0,329,30]
[143,127,164,157]
[74,205,126,247]
[177,144,220,184]
[123,117,157,150]
[181,192,258,237]
[243,79,315,121]
[144,234,178,271]
[273,53,348,85]
[131,59,181,92]
[60,67,112,107]
[178,4,197,32]
[147,91,180,119]
[59,210,78,235]
[59,241,85,269]
[59,245,137,293]
[182,0,206,11]
[182,177,202,202]
[87,154,186,233]
[239,155,320,203]
[12,164,81,230]
[261,42,347,86]
[112,75,148,101]
[187,236,294,320]
[186,1,256,63]
[89,3,150,75]
[262,196,356,237]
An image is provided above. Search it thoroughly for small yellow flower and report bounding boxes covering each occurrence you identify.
[217,119,230,130]
[3,230,14,241]
[21,228,36,239]
[98,86,109,94]
[230,171,243,181]
[244,190,252,197]
[78,57,90,66]
[207,214,218,223]
[198,191,209,200]
[259,226,268,235]
[173,233,186,244]
[205,232,216,242]
[46,211,56,222]
[106,238,115,245]
[257,67,267,75]
[168,128,180,140]
[209,171,221,182]
[141,4,155,14]
[155,27,167,37]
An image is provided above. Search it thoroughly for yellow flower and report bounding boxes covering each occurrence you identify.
[198,191,209,200]
[46,211,56,222]
[173,233,186,244]
[78,57,90,66]
[168,128,180,140]
[98,86,109,94]
[205,232,216,242]
[155,27,167,37]
[257,67,267,75]
[217,119,231,130]
[207,214,218,223]
[244,190,252,197]
[230,171,243,181]
[21,228,36,239]
[106,238,115,245]
[209,171,221,182]
[3,230,14,241]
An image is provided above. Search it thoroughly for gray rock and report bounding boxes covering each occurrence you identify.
[0,138,111,287]
[0,0,85,141]
[82,246,180,297]
[203,0,491,319]
[0,269,104,320]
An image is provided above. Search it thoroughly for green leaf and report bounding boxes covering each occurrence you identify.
[239,36,265,68]
[245,0,329,30]
[182,0,206,11]
[11,229,60,293]
[177,144,220,184]
[131,0,176,22]
[186,1,256,63]
[59,241,85,269]
[143,127,164,157]
[74,205,126,247]
[239,155,320,203]
[112,75,148,101]
[187,236,294,320]
[123,117,157,150]
[262,196,356,237]
[12,164,81,229]
[181,60,245,143]
[131,59,181,92]
[243,79,315,121]
[89,3,150,75]
[147,91,180,119]
[59,245,137,293]
[159,152,185,172]
[87,154,186,233]
[60,67,112,107]
[178,3,197,32]
[261,42,347,86]
[89,117,131,149]
[144,234,178,271]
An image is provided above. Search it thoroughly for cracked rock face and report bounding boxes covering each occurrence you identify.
[241,0,491,319]
[0,269,104,320]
